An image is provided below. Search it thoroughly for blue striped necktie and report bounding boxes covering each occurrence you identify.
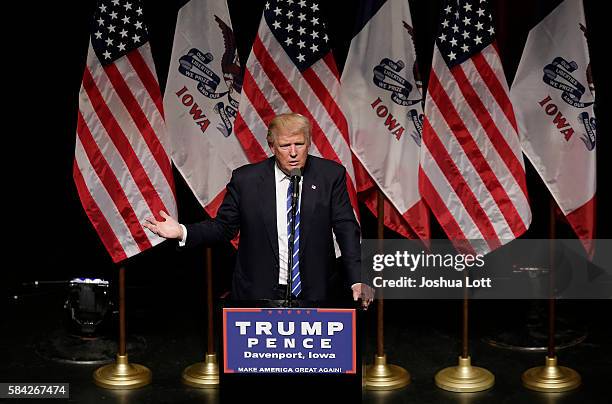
[287,180,301,297]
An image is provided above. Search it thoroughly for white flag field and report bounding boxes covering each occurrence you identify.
[164,0,248,217]
[341,0,429,240]
[511,0,596,255]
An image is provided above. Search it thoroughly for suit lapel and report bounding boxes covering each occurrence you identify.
[259,158,279,267]
[300,156,317,258]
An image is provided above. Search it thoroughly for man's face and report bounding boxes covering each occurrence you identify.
[270,127,310,174]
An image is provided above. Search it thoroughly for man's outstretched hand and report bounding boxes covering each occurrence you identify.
[143,211,183,240]
[352,283,375,310]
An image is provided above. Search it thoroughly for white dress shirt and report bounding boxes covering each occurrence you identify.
[178,162,360,291]
[179,163,303,286]
[274,163,303,285]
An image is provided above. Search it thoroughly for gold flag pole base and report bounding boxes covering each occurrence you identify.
[365,354,411,390]
[93,354,151,389]
[435,356,494,392]
[522,356,581,392]
[182,353,220,388]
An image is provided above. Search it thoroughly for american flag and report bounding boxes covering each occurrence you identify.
[73,0,177,263]
[419,0,531,253]
[235,0,359,216]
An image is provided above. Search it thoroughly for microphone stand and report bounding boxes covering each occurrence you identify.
[284,174,300,307]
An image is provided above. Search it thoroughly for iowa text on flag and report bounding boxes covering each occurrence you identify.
[235,0,359,219]
[341,0,429,240]
[511,0,596,255]
[74,0,177,263]
[419,0,531,253]
[164,0,248,218]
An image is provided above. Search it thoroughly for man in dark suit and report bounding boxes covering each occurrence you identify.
[144,113,372,306]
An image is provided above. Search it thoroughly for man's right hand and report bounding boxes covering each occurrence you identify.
[143,211,183,239]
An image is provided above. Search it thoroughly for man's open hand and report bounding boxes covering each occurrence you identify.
[143,211,183,239]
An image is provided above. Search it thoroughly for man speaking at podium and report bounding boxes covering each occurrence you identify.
[144,113,372,307]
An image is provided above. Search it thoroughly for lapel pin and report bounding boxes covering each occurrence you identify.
[311,185,316,190]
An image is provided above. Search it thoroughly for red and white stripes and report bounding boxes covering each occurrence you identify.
[420,44,531,253]
[236,19,359,217]
[74,44,177,263]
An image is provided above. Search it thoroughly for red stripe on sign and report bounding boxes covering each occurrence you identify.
[350,310,356,374]
[223,310,230,372]
[429,69,527,237]
[422,117,501,248]
[73,159,128,263]
[302,62,351,147]
[82,67,169,221]
[234,112,269,163]
[473,46,519,133]
[127,49,165,117]
[76,111,152,252]
[103,62,176,200]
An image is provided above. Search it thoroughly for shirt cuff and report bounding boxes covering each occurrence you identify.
[178,224,187,247]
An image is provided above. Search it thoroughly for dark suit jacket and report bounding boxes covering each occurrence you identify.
[184,155,361,300]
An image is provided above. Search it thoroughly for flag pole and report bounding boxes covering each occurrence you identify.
[462,286,469,359]
[93,264,152,389]
[522,199,581,392]
[435,238,493,392]
[182,247,220,387]
[364,190,410,390]
[434,269,494,392]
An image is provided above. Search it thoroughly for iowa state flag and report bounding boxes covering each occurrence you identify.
[511,0,596,255]
[164,0,249,217]
[340,0,429,240]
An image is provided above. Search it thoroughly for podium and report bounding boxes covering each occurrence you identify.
[219,299,363,403]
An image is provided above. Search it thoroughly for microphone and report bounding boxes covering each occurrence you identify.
[289,168,301,203]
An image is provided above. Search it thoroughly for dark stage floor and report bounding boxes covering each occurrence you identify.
[2,284,611,404]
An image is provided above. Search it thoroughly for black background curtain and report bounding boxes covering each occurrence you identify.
[3,0,607,298]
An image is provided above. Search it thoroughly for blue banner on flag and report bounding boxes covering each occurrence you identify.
[223,308,356,374]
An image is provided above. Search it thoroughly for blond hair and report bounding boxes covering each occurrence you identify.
[266,113,312,145]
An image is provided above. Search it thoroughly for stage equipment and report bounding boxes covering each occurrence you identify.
[63,278,111,337]
[484,277,586,352]
[365,191,411,390]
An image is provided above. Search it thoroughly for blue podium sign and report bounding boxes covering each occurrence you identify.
[223,308,356,374]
